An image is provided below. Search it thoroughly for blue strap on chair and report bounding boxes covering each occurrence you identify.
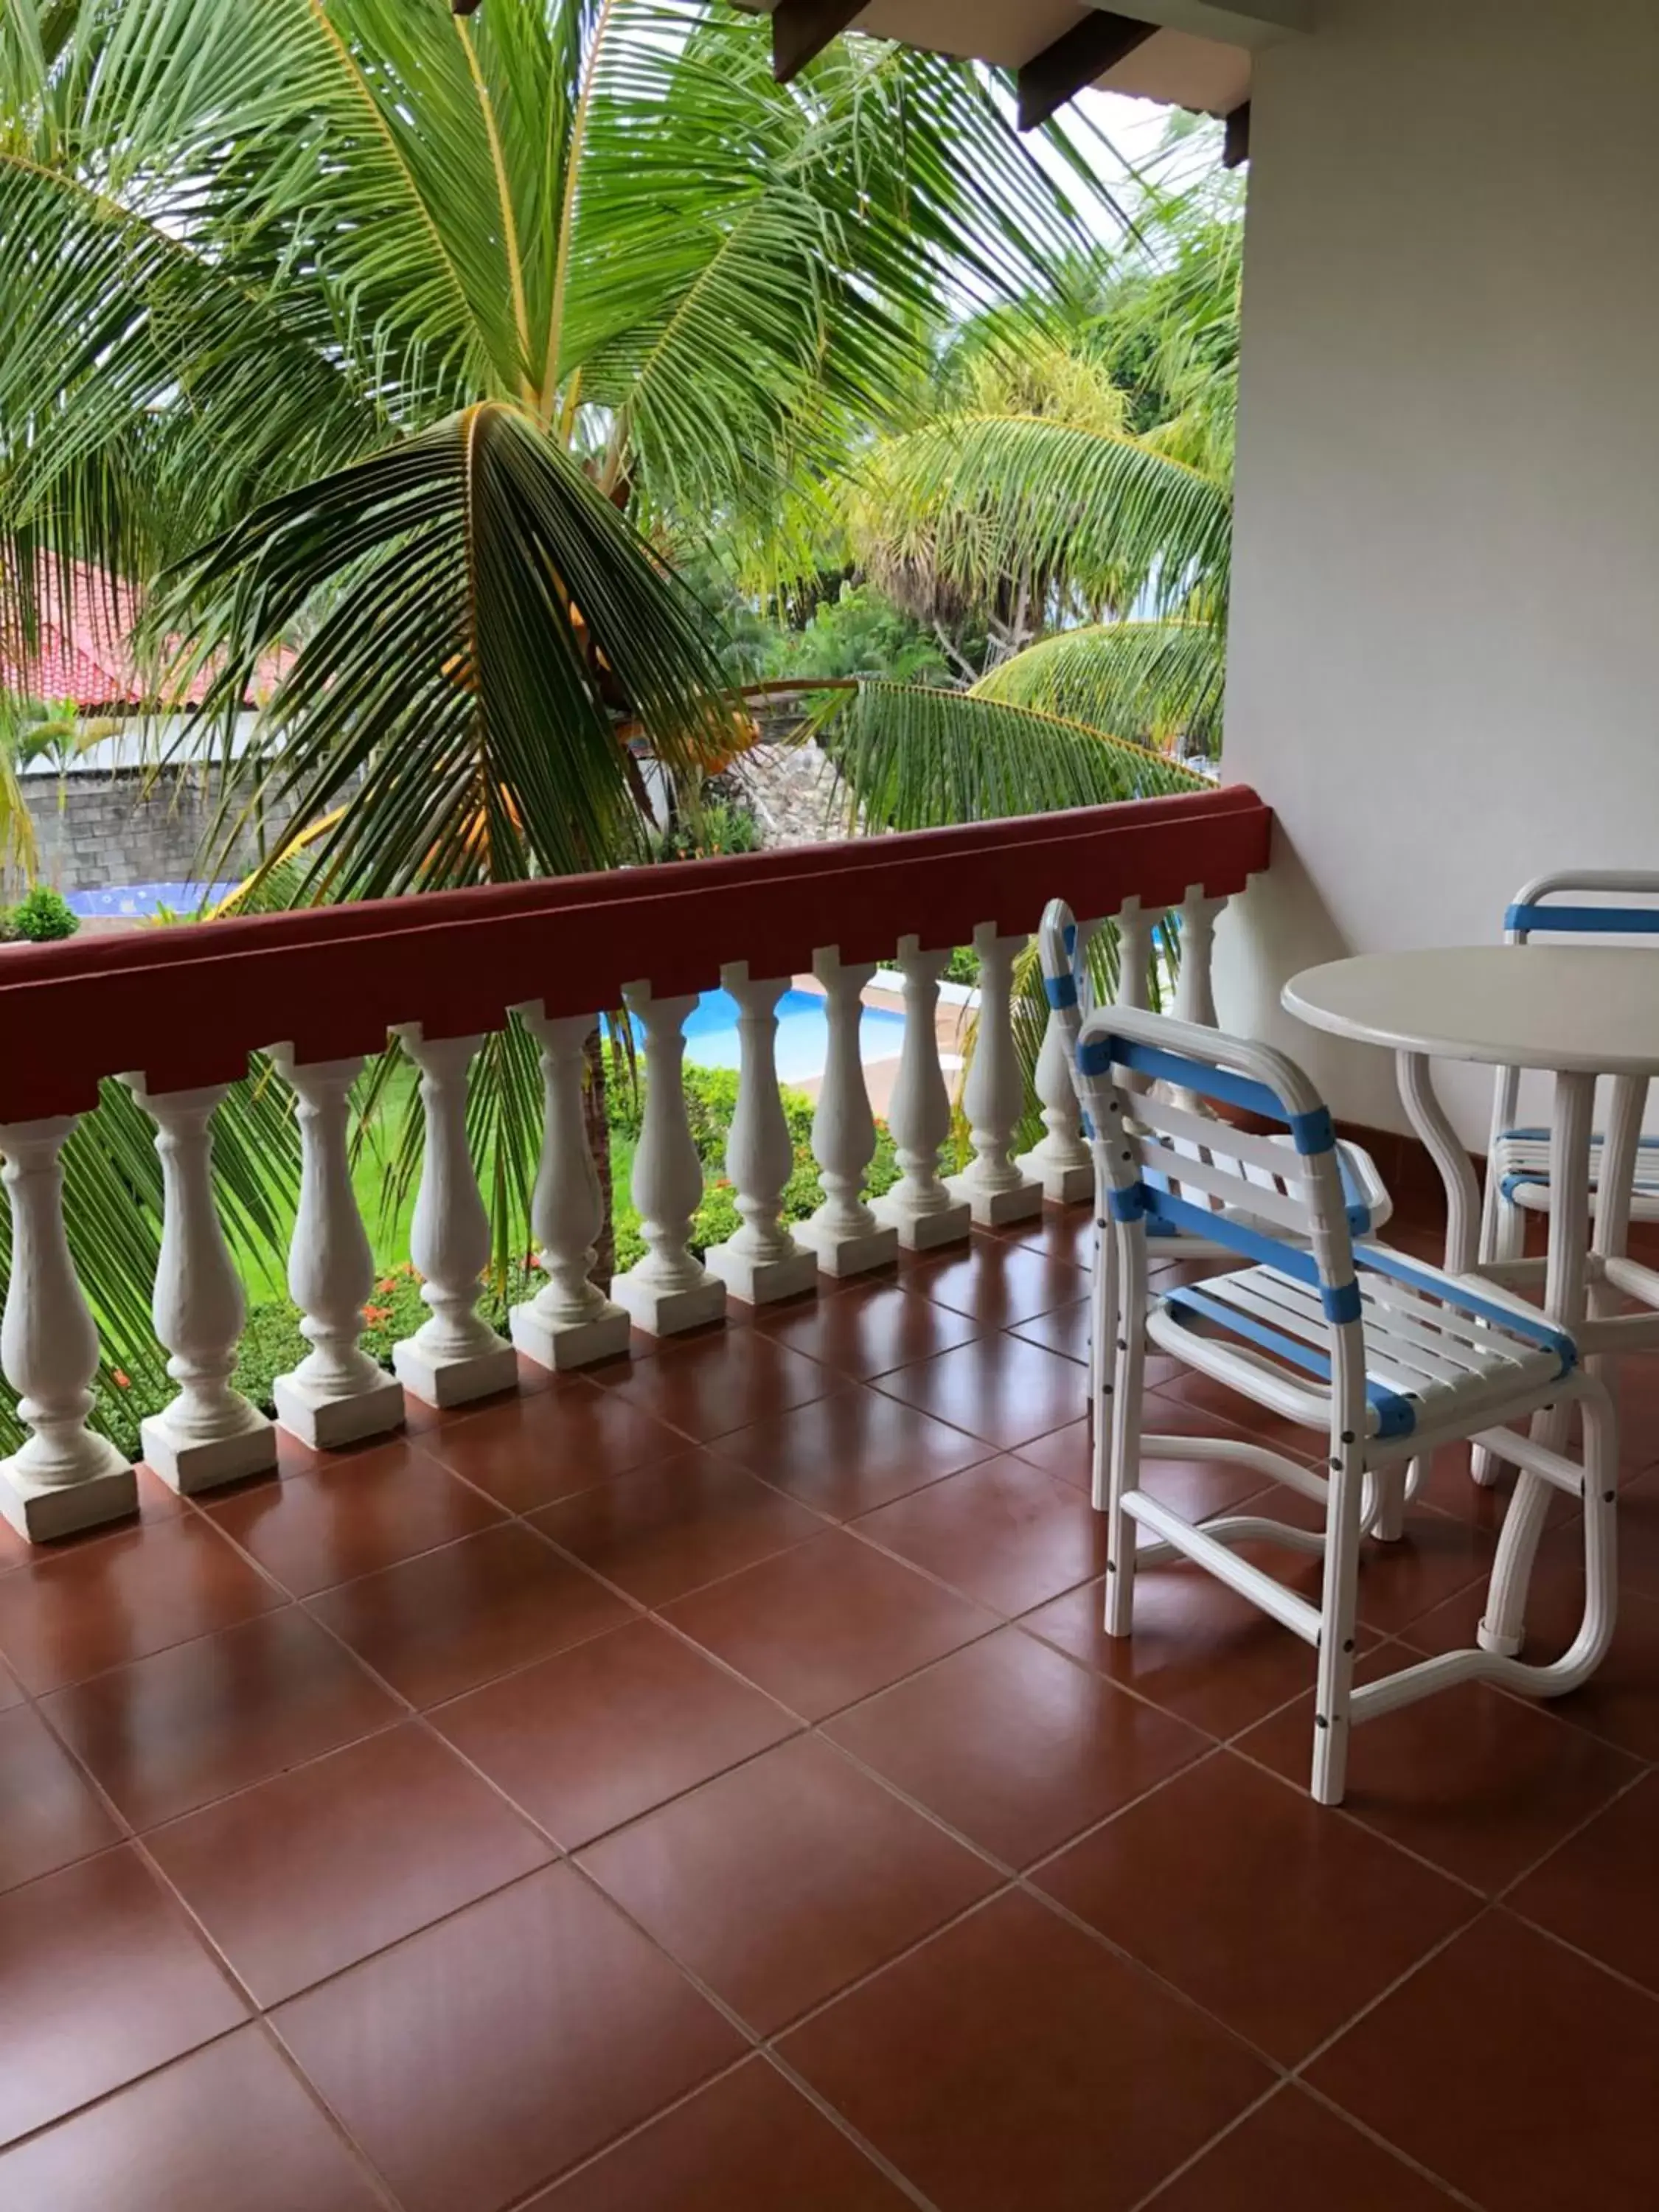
[1506,904,1659,936]
[1161,1281,1417,1438]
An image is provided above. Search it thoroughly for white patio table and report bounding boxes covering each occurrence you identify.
[1283,945,1659,1658]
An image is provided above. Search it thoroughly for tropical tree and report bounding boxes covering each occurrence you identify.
[0,0,1115,1430]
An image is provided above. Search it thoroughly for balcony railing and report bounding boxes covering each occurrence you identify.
[0,785,1272,1543]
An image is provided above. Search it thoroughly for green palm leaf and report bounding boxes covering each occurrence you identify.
[813,678,1206,832]
[970,619,1225,752]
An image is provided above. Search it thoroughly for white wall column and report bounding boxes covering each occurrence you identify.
[872,937,971,1251]
[391,1027,518,1406]
[510,1008,630,1370]
[121,1079,276,1493]
[270,1051,406,1447]
[1018,917,1098,1203]
[0,1116,135,1540]
[704,966,817,1304]
[612,985,726,1335]
[798,948,898,1275]
[947,922,1042,1225]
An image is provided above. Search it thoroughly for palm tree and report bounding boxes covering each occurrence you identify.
[0,0,1102,1428]
[811,167,1241,827]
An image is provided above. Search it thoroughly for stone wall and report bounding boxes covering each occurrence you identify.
[732,736,850,849]
[20,768,297,895]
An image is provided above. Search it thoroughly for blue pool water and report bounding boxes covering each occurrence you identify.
[657,988,905,1083]
[66,881,236,920]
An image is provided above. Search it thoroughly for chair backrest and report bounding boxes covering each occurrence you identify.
[1491,871,1659,1150]
[1068,1001,1367,1411]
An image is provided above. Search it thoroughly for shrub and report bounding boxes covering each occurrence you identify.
[9,886,80,942]
[942,944,979,986]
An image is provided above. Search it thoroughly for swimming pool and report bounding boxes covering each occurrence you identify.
[65,880,237,920]
[648,987,907,1083]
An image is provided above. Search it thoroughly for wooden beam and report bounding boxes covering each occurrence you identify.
[771,0,865,85]
[1017,11,1158,133]
[1222,100,1251,167]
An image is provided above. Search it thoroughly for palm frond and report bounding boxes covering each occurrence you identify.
[970,620,1225,753]
[812,678,1206,832]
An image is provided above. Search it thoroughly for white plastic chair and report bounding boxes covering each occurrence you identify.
[1067,999,1615,1806]
[1483,869,1659,1285]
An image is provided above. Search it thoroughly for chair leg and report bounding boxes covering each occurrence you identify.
[1373,1460,1408,1543]
[1088,1211,1115,1514]
[1310,1447,1366,1806]
[1472,1193,1526,1488]
[1104,1230,1143,1639]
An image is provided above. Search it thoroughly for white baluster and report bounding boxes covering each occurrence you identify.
[947,921,1042,1226]
[122,1079,276,1493]
[872,937,971,1251]
[797,948,897,1276]
[705,966,818,1305]
[390,1027,517,1407]
[1113,896,1153,1011]
[0,1117,135,1541]
[1018,917,1099,1204]
[269,1051,405,1447]
[1172,884,1225,1029]
[611,985,727,1335]
[509,1008,630,1370]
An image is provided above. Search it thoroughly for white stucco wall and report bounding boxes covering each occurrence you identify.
[1217,0,1659,1144]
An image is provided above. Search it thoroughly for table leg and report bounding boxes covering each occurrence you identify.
[1391,1052,1483,1525]
[1479,1070,1596,1656]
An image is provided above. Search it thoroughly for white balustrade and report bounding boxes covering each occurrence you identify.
[390,1027,518,1406]
[947,921,1042,1225]
[798,949,897,1276]
[1018,916,1099,1204]
[0,1116,136,1540]
[872,936,972,1251]
[269,1051,406,1447]
[1114,895,1154,1012]
[509,1008,630,1369]
[1172,885,1225,1029]
[119,1079,276,1493]
[611,984,727,1335]
[705,966,817,1304]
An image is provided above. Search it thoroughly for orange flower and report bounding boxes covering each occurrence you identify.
[111,1369,131,1390]
[377,1276,398,1293]
[362,1304,392,1325]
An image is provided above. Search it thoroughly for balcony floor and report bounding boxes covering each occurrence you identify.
[2,1200,1659,2210]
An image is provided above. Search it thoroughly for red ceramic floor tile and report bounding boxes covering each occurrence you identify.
[905,1237,1088,1329]
[751,1280,985,1379]
[531,1447,821,1606]
[1008,1300,1092,1364]
[307,1523,630,1708]
[274,1864,744,2212]
[1307,1910,1659,2212]
[710,1385,990,1518]
[825,1627,1206,1868]
[1023,1555,1346,1743]
[431,1618,799,1848]
[1236,1649,1638,1894]
[1152,1367,1321,1460]
[853,1456,1107,1616]
[0,1701,123,1894]
[580,1735,1001,2034]
[1013,1418,1093,1490]
[597,1327,835,1442]
[661,1529,995,1721]
[999,1203,1096,1271]
[1132,1385,1313,1467]
[1035,1751,1478,2063]
[0,1513,285,1695]
[1507,1770,1659,1994]
[872,1333,1087,1451]
[422,1380,688,1512]
[1148,2083,1464,2211]
[0,1655,21,1709]
[530,2057,913,2210]
[780,1889,1269,2212]
[41,1605,401,1832]
[1610,1459,1659,1598]
[1406,1528,1659,1762]
[147,1722,553,2005]
[205,1437,505,1596]
[0,1846,248,2147]
[0,2028,386,2212]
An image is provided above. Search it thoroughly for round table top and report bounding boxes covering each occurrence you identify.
[1284,945,1659,1074]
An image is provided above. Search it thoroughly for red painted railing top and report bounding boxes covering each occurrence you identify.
[0,785,1271,1120]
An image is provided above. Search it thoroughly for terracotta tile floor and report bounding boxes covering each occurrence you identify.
[4,1206,1659,2208]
